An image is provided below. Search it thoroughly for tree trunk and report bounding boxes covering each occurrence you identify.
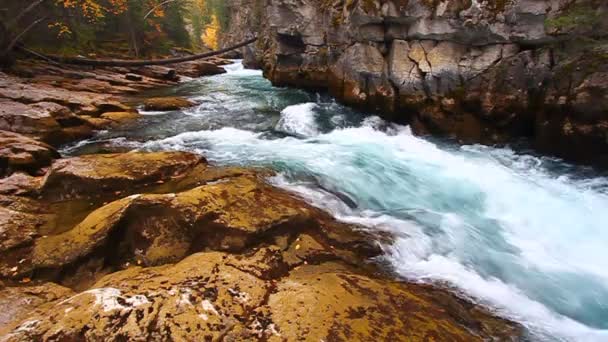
[31,37,257,67]
[129,25,140,57]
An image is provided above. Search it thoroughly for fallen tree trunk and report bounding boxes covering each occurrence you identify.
[19,37,257,67]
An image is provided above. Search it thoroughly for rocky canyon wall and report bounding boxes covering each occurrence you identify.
[219,0,263,67]
[242,0,608,167]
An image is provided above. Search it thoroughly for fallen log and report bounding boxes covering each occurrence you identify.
[18,37,257,67]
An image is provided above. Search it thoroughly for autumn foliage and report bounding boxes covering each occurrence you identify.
[0,0,209,57]
[1,0,231,58]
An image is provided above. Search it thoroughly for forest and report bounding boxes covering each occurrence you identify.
[0,0,230,61]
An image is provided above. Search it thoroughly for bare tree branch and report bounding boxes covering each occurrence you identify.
[143,0,181,20]
[8,0,46,29]
[4,16,47,56]
[15,45,62,66]
[28,37,257,67]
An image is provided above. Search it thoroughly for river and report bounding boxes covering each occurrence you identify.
[64,61,608,341]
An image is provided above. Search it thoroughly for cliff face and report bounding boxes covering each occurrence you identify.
[219,0,263,67]
[250,0,608,166]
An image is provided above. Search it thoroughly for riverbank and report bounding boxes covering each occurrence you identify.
[0,59,523,340]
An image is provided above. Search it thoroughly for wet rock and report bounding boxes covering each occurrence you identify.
[268,262,521,341]
[0,131,59,177]
[78,115,113,130]
[0,195,54,256]
[133,66,179,82]
[207,57,234,66]
[0,147,521,340]
[0,283,73,328]
[194,61,227,76]
[0,73,130,117]
[173,61,227,77]
[142,96,195,111]
[535,44,608,166]
[40,151,206,201]
[0,252,269,341]
[21,173,378,278]
[0,100,64,143]
[125,73,143,82]
[0,172,43,196]
[99,111,142,128]
[0,252,521,341]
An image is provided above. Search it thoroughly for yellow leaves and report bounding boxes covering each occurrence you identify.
[48,22,73,38]
[202,14,220,50]
[107,0,129,15]
[54,0,129,21]
[150,0,166,19]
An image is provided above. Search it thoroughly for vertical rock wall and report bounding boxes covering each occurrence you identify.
[219,0,264,68]
[238,0,608,166]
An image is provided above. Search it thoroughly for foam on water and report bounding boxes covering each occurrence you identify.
[138,110,171,116]
[275,103,319,137]
[68,61,608,341]
[138,122,608,341]
[223,59,263,76]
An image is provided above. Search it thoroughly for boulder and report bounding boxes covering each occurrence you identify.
[0,195,54,257]
[99,111,142,128]
[194,61,227,76]
[0,251,521,341]
[132,66,179,82]
[0,100,64,143]
[207,57,234,66]
[0,172,43,196]
[0,283,73,328]
[10,173,378,280]
[0,73,130,116]
[268,262,520,341]
[142,96,195,111]
[125,73,143,82]
[0,131,59,177]
[173,61,227,77]
[40,152,206,201]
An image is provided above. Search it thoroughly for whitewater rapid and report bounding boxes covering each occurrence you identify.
[65,61,608,341]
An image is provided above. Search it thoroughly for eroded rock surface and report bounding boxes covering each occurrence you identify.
[0,253,520,341]
[0,131,59,177]
[0,57,230,146]
[143,96,195,111]
[40,151,205,200]
[0,149,521,341]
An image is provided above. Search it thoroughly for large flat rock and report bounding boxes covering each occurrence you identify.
[0,251,520,341]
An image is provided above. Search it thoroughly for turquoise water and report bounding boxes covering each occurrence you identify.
[65,61,608,341]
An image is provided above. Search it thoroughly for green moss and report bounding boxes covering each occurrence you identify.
[545,4,600,33]
[552,43,608,91]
